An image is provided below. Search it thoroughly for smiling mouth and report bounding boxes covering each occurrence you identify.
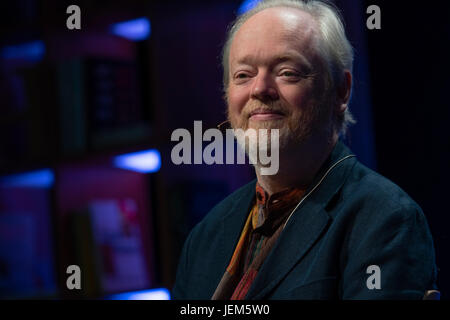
[249,109,285,121]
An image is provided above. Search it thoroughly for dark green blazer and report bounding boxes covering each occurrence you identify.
[172,141,437,299]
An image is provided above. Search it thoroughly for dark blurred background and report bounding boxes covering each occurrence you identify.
[0,0,448,299]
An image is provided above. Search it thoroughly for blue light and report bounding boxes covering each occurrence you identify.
[111,17,151,41]
[237,0,261,15]
[0,40,46,62]
[106,288,171,300]
[114,149,161,173]
[0,169,54,188]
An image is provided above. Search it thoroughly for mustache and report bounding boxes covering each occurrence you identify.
[242,101,288,118]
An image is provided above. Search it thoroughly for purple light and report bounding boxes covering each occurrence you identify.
[111,17,151,41]
[114,149,161,173]
[106,288,170,300]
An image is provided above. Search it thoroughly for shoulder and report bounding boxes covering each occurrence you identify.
[188,179,255,236]
[343,160,424,219]
[335,160,434,257]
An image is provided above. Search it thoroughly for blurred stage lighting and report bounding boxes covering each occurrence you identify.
[106,288,171,300]
[111,17,151,41]
[0,40,45,61]
[237,0,261,15]
[114,149,161,173]
[0,169,54,188]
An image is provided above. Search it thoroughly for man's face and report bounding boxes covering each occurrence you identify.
[227,7,333,150]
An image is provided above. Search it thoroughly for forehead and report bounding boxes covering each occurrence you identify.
[230,7,319,66]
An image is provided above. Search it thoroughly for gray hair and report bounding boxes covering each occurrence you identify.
[222,0,356,135]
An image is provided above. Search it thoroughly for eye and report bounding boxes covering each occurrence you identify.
[233,71,253,84]
[235,72,250,79]
[278,69,304,83]
[280,70,299,78]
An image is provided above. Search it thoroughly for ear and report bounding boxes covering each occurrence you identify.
[336,70,352,115]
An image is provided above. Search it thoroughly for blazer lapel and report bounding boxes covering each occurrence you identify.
[245,142,357,299]
[213,180,256,287]
[245,202,331,299]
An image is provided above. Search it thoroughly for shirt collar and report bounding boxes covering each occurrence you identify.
[253,183,306,234]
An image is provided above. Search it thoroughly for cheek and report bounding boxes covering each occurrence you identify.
[227,85,248,116]
[278,84,315,113]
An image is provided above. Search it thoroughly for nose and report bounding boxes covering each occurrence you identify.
[250,71,279,101]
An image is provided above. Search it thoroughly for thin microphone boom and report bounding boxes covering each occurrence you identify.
[217,120,231,131]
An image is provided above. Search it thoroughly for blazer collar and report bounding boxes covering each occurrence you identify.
[216,141,357,299]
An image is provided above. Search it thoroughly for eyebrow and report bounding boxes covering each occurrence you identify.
[233,51,312,70]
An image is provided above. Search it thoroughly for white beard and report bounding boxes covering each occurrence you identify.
[234,128,280,175]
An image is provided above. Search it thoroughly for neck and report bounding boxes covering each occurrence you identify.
[255,132,338,196]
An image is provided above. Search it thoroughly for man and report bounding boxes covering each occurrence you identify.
[172,0,437,299]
